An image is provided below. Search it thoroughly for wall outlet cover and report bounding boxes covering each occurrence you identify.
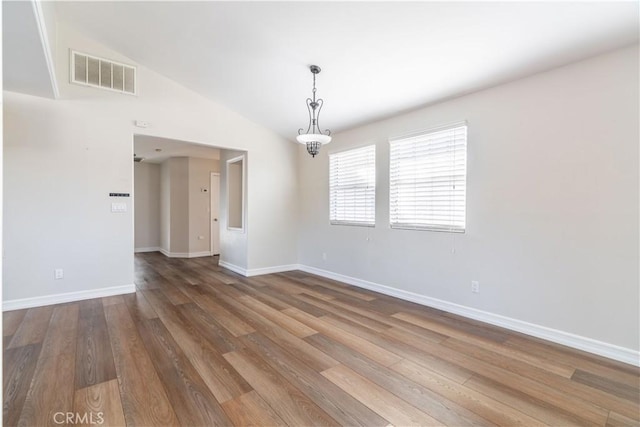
[471,280,480,293]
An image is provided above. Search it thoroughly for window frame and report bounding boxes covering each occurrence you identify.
[329,144,376,227]
[389,122,467,233]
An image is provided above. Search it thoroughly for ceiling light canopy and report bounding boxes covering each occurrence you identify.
[297,65,331,158]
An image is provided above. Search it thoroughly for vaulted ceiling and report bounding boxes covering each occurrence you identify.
[6,1,639,140]
[3,1,57,98]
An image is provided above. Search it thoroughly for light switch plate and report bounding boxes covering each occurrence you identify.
[111,202,127,213]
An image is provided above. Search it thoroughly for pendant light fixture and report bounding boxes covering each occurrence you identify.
[297,65,331,157]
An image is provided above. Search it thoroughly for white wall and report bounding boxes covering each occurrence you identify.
[134,162,160,250]
[3,23,298,304]
[157,157,220,256]
[168,157,189,254]
[248,147,299,271]
[1,2,4,303]
[298,45,639,354]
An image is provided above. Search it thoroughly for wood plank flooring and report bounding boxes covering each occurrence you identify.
[3,253,639,426]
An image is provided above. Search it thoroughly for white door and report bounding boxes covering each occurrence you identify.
[210,173,221,255]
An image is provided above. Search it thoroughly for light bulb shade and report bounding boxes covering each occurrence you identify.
[296,133,332,145]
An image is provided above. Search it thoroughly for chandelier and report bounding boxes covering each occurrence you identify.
[297,65,332,157]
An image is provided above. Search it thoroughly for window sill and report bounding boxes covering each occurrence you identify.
[330,221,375,228]
[390,224,465,233]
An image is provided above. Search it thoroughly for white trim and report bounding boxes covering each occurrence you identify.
[186,251,213,258]
[218,260,247,276]
[327,141,377,156]
[389,120,468,143]
[218,262,299,277]
[159,248,212,258]
[3,284,136,311]
[31,0,59,99]
[246,264,299,277]
[330,221,375,228]
[298,264,640,367]
[134,246,161,253]
[210,172,221,255]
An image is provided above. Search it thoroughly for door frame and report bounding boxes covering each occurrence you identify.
[210,172,221,255]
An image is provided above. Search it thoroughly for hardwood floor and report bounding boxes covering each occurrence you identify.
[3,253,639,426]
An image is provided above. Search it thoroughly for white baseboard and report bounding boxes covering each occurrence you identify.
[3,284,136,311]
[134,247,161,253]
[246,264,300,277]
[298,264,640,367]
[218,260,247,276]
[218,261,300,277]
[188,251,214,258]
[159,248,212,258]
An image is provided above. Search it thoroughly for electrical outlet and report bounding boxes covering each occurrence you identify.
[322,252,327,261]
[55,269,64,280]
[471,280,480,293]
[198,235,205,240]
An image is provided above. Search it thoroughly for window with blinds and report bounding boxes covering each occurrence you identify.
[389,123,467,232]
[329,145,376,226]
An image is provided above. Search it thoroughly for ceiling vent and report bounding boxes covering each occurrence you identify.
[71,50,136,95]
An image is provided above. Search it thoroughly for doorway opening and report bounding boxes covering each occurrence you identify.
[132,134,224,265]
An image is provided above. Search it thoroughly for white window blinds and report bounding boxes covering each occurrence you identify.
[329,145,376,226]
[389,123,467,232]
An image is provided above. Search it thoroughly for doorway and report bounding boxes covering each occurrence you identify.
[133,134,222,259]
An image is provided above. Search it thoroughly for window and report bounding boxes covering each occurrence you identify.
[329,145,376,226]
[389,123,467,232]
